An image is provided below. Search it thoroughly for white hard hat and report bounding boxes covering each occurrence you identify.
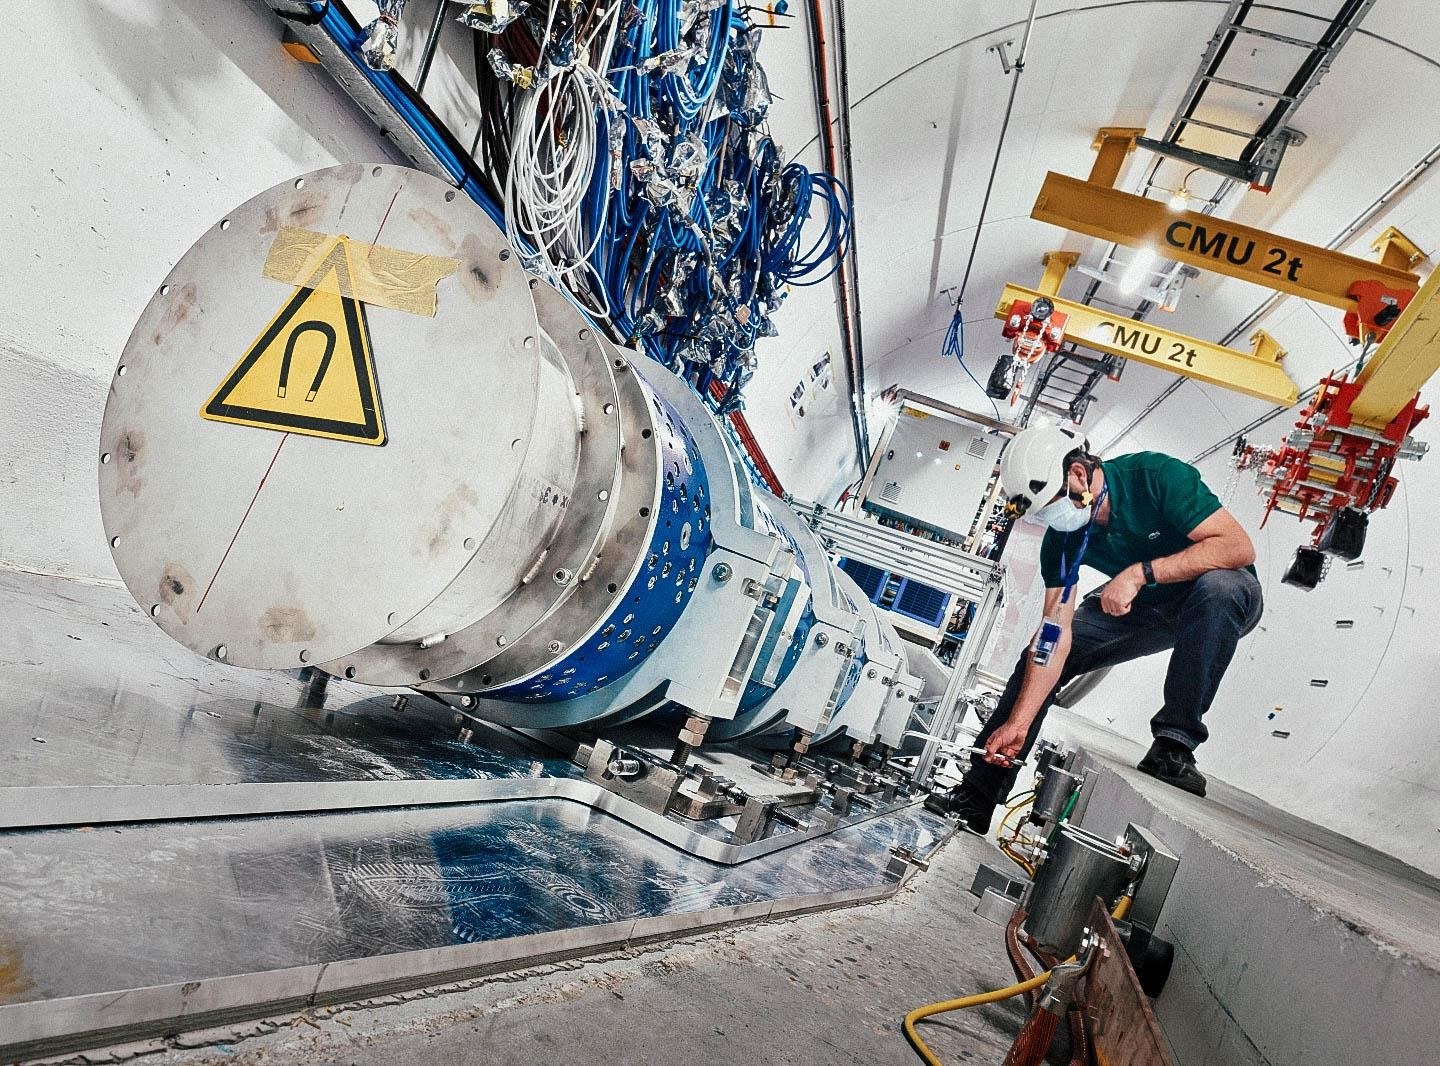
[999,425,1088,517]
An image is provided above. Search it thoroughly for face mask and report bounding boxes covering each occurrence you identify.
[1030,496,1092,532]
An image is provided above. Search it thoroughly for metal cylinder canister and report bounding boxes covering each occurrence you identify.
[1033,740,1071,779]
[99,164,708,705]
[1023,824,1135,956]
[1031,766,1082,825]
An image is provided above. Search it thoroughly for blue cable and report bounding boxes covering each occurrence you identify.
[942,305,1002,419]
[311,0,852,395]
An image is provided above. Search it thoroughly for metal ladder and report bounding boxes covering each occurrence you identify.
[1146,0,1376,189]
[1022,347,1120,425]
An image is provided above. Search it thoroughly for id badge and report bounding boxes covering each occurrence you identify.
[1032,617,1063,666]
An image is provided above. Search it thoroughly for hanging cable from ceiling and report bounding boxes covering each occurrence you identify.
[934,0,1039,429]
[941,304,1002,420]
[952,0,1040,311]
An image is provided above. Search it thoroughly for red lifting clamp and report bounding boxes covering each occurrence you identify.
[1343,281,1414,346]
[1001,297,1069,365]
[1247,376,1429,587]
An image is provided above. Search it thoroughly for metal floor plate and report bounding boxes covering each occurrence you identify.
[0,798,940,1006]
[0,568,949,1058]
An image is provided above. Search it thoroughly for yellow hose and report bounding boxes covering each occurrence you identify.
[999,842,1036,879]
[902,970,1053,1066]
[902,897,1133,1065]
[994,791,1035,846]
[995,791,1038,878]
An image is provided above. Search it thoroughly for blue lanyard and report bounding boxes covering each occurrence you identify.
[1057,485,1108,604]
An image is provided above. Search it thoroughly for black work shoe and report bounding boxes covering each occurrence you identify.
[1137,740,1208,797]
[922,790,952,816]
[923,783,997,835]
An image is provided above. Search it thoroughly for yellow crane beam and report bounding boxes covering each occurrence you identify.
[1030,171,1421,310]
[1087,127,1146,188]
[994,283,1299,406]
[1371,226,1427,272]
[1351,255,1440,426]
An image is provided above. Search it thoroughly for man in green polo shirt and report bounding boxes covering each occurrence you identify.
[928,425,1262,833]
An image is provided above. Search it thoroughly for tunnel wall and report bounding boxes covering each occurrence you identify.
[0,0,412,583]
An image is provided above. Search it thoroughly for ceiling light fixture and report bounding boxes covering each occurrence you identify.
[1158,265,1200,312]
[1160,277,1184,312]
[1165,167,1203,213]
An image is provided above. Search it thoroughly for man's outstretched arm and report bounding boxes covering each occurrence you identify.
[983,586,1076,764]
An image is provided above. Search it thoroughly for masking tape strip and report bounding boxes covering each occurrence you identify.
[263,227,459,317]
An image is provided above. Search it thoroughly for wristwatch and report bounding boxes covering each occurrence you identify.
[1141,559,1157,587]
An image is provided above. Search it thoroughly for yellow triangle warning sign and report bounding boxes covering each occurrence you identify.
[202,239,386,446]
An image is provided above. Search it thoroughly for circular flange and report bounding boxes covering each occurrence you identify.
[100,164,542,669]
[424,339,670,700]
[333,279,623,686]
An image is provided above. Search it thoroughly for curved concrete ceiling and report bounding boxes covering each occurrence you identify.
[752,1,1440,473]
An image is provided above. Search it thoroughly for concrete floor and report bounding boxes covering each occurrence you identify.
[45,831,1037,1066]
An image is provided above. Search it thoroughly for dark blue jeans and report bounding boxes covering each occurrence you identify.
[964,568,1263,804]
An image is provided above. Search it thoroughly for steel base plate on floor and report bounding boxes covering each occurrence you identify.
[0,569,949,1060]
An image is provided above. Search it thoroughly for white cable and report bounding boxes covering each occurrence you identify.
[505,69,604,280]
[502,4,622,317]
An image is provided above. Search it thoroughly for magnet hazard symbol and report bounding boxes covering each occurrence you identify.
[202,238,386,445]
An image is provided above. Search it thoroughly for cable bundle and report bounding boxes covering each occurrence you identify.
[597,8,853,400]
[765,163,850,286]
[505,59,618,311]
[449,0,850,404]
[941,303,1002,418]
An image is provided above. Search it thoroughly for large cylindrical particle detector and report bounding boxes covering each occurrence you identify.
[100,165,711,718]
